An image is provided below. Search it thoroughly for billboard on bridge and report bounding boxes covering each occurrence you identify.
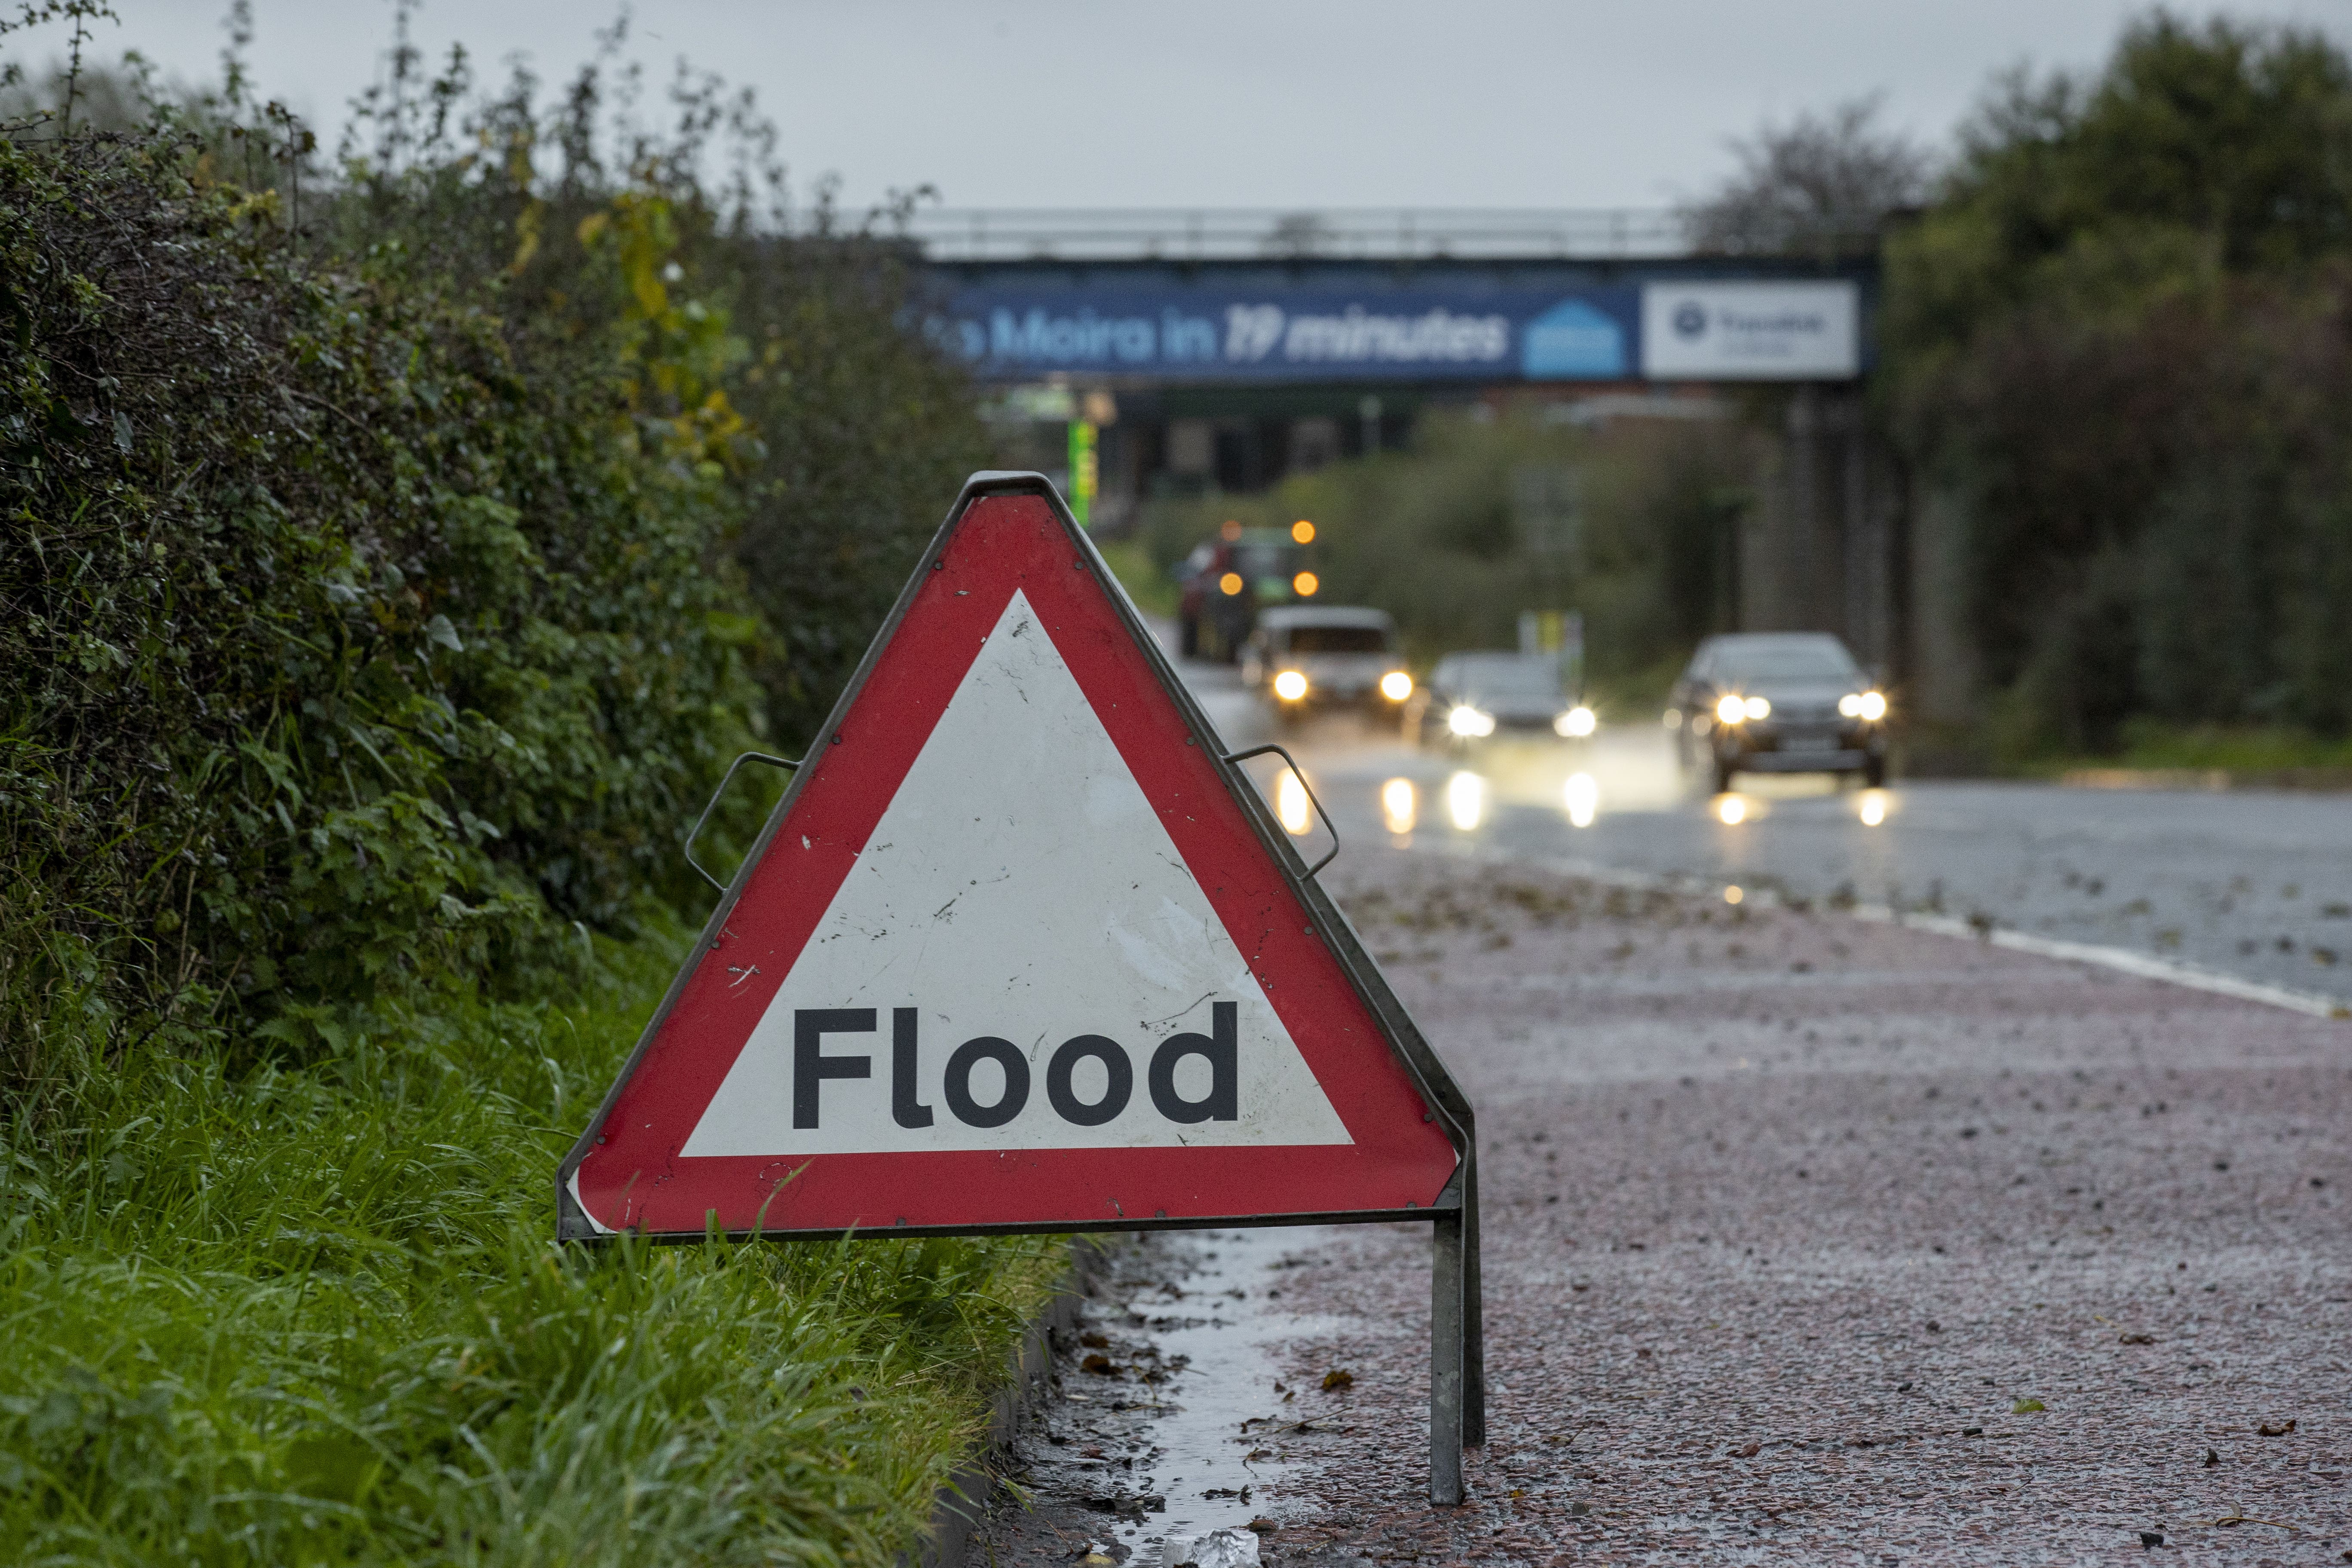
[928,280,1858,384]
[1639,282,1859,380]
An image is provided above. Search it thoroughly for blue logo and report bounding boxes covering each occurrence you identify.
[1672,302,1708,339]
[1520,299,1627,379]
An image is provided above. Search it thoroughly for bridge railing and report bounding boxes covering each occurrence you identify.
[901,207,1695,263]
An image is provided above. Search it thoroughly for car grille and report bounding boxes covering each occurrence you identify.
[1772,702,1841,725]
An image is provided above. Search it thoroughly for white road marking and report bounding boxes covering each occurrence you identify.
[1412,837,2352,1020]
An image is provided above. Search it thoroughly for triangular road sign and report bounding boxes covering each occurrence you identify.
[558,475,1468,1240]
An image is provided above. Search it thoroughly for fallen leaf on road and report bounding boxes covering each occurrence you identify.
[1246,1518,1276,1535]
[2119,1332,2156,1345]
[2210,1511,2298,1531]
[1733,1442,1762,1458]
[2257,1419,2297,1436]
[1079,1331,1109,1349]
[2139,1530,2164,1548]
[2012,1398,2046,1413]
[1320,1369,1354,1391]
[1081,1354,1119,1376]
[2204,1448,2220,1467]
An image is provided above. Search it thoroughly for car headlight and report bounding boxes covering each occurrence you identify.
[1272,670,1309,702]
[1555,705,1596,738]
[1379,670,1413,703]
[1447,704,1496,738]
[1838,691,1889,720]
[1715,694,1746,725]
[1744,695,1771,720]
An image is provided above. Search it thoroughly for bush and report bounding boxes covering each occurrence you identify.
[0,129,771,1090]
[0,30,1054,1566]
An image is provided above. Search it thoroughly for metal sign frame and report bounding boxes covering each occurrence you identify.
[554,472,1483,1501]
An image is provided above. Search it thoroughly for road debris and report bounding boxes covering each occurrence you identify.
[1157,1527,1260,1567]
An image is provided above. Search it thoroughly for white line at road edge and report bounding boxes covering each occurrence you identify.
[1410,839,2352,1021]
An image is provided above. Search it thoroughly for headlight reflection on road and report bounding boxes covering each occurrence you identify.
[1563,772,1599,828]
[1445,771,1485,831]
[1276,770,1312,835]
[1380,777,1418,836]
[1859,788,1889,827]
[1715,793,1748,826]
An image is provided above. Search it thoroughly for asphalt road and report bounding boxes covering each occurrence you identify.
[1180,654,2352,1009]
[963,637,2352,1566]
[973,842,2352,1566]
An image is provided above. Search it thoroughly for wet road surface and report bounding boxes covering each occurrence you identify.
[973,843,2352,1565]
[967,645,2352,1564]
[1186,654,2352,1011]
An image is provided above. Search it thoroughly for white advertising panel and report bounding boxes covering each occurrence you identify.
[1640,282,1860,380]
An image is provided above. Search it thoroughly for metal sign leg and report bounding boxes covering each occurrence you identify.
[1430,1209,1466,1506]
[1463,1156,1486,1449]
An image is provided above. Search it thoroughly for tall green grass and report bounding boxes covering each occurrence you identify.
[0,931,1064,1566]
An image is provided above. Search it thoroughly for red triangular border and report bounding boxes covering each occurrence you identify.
[564,486,1461,1234]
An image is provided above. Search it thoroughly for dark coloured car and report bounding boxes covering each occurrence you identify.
[1407,651,1592,750]
[1176,529,1303,662]
[1668,632,1888,793]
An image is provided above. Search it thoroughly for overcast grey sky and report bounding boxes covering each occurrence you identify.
[41,2,2352,210]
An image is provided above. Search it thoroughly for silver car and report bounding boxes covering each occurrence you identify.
[1242,606,1414,718]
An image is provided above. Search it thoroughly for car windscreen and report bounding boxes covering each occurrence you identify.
[1712,643,1858,682]
[1454,657,1562,695]
[1231,544,1292,579]
[1284,625,1390,655]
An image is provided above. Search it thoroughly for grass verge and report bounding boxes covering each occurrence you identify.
[2012,720,2352,779]
[0,930,1066,1566]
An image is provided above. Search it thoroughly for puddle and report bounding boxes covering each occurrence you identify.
[1001,1225,1354,1562]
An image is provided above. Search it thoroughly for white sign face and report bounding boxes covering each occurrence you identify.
[1640,282,1860,380]
[680,591,1354,1157]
